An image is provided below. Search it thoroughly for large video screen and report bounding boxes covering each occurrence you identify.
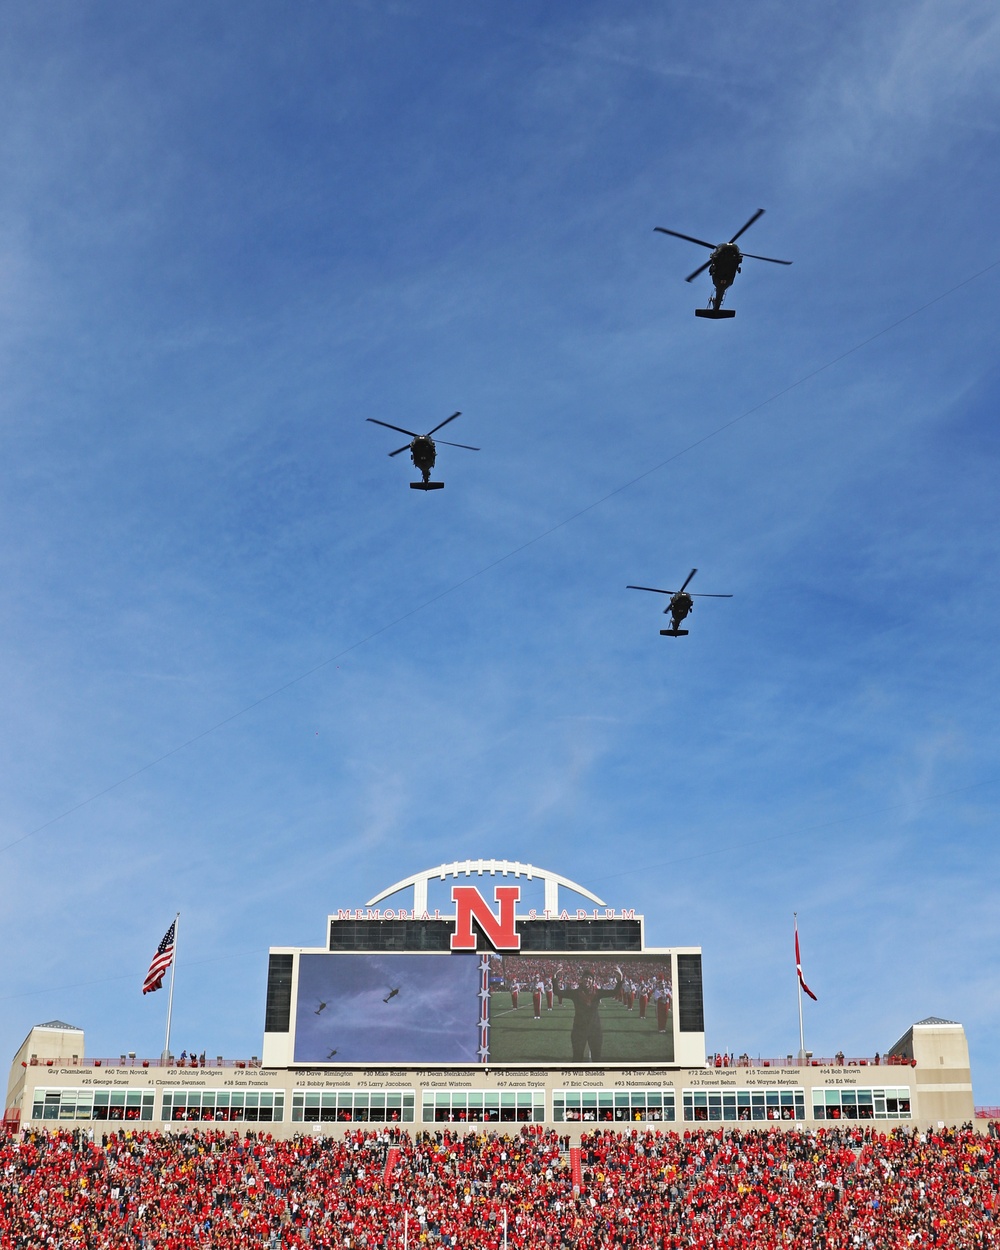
[487,956,674,1064]
[294,954,482,1064]
[293,952,673,1065]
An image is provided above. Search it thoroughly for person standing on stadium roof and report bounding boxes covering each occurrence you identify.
[553,963,624,1062]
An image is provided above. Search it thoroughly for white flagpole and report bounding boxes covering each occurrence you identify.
[503,1209,508,1250]
[161,912,180,1065]
[795,912,806,1064]
[403,1210,408,1250]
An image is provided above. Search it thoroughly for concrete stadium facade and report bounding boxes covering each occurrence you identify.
[4,863,977,1138]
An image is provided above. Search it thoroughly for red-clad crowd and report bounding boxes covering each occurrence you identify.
[2,1120,998,1249]
[491,956,671,992]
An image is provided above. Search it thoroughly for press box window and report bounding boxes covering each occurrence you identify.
[161,1090,284,1123]
[683,1088,805,1122]
[812,1087,911,1120]
[31,1088,154,1122]
[291,1090,415,1123]
[553,1089,676,1123]
[420,1089,544,1123]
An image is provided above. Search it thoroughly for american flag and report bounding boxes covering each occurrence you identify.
[143,920,176,995]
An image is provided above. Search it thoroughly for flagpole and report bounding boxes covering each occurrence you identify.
[795,913,806,1064]
[162,912,180,1065]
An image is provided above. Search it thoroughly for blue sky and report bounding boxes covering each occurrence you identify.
[2,1,999,1099]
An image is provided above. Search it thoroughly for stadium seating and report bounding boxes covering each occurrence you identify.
[2,1121,997,1248]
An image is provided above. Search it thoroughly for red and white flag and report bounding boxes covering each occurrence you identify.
[143,920,176,995]
[795,920,817,1001]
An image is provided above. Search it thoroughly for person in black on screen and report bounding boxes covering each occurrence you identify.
[553,963,624,1062]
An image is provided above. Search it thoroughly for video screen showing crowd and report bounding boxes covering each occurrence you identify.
[488,956,674,1064]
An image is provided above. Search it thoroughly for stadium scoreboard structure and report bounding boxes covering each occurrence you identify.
[262,860,706,1071]
[5,862,977,1137]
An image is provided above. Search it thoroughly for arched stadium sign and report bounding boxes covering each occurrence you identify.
[346,860,638,950]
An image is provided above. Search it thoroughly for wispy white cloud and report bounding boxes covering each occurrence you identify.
[787,0,1000,185]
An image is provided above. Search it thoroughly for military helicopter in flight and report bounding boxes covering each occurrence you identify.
[654,209,791,318]
[383,987,400,1004]
[314,1000,328,1016]
[627,569,733,635]
[367,411,479,490]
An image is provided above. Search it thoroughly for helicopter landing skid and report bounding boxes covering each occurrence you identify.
[660,628,689,636]
[695,308,736,319]
[411,481,444,490]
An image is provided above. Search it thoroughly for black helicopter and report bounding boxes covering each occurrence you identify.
[654,209,791,318]
[627,569,732,635]
[367,411,479,489]
[383,987,400,1004]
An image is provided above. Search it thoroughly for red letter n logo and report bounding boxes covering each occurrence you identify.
[450,885,521,951]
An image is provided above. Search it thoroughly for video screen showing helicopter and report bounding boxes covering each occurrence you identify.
[293,953,482,1064]
[487,955,674,1065]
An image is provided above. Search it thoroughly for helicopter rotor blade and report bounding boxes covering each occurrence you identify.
[388,444,411,457]
[689,593,734,598]
[435,440,480,451]
[427,411,462,436]
[740,252,792,265]
[654,227,717,250]
[367,418,421,438]
[728,209,765,244]
[679,569,698,593]
[626,585,672,595]
[685,260,712,283]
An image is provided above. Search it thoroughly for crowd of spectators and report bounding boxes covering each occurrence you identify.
[2,1120,998,1248]
[490,956,672,993]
